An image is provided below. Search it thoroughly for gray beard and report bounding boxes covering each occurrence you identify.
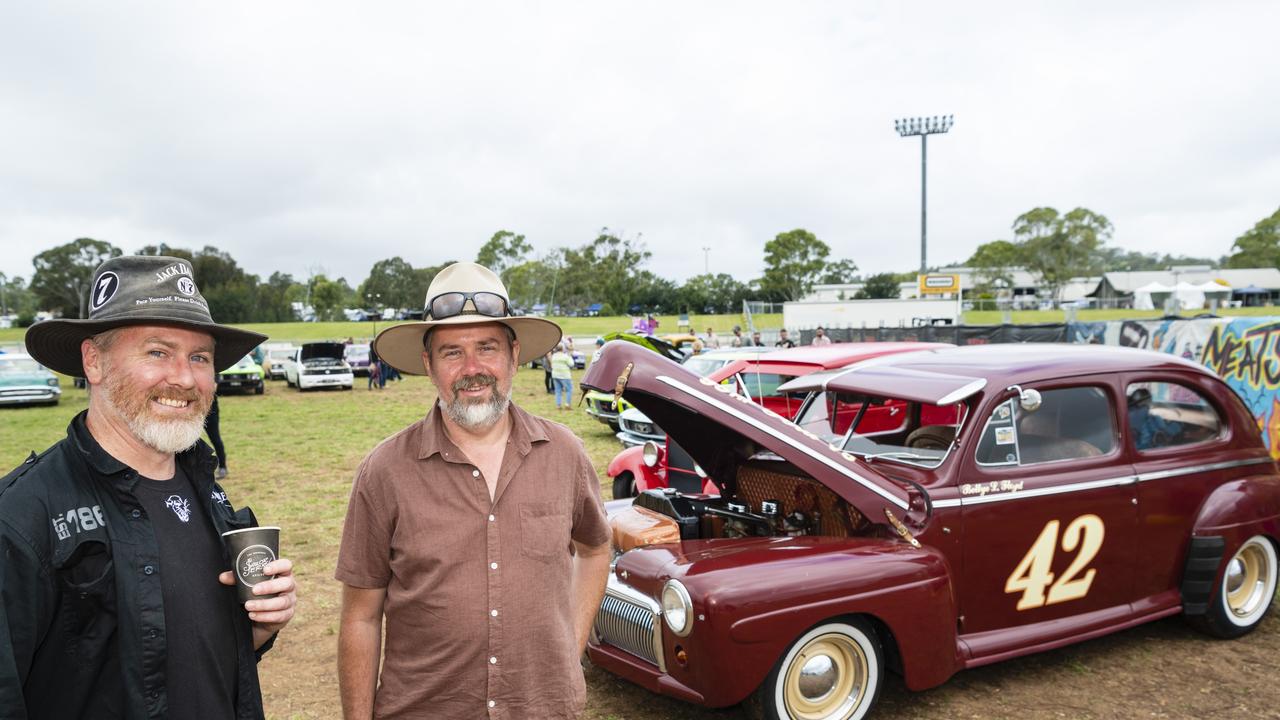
[99,373,207,455]
[442,387,512,430]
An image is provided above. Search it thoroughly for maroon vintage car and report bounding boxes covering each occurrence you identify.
[582,342,1280,720]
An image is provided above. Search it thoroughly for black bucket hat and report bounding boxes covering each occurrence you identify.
[24,255,268,377]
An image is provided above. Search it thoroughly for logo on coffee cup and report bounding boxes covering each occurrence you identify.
[235,544,278,587]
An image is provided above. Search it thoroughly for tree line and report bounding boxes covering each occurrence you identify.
[3,205,1277,324]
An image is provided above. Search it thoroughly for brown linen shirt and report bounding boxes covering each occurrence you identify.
[336,402,611,720]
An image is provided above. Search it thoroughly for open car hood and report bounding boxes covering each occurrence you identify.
[583,342,929,531]
[778,364,986,406]
[300,342,345,361]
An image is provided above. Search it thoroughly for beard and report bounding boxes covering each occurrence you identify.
[440,372,511,430]
[98,359,212,454]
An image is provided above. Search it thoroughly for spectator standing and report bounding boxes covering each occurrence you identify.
[542,350,554,393]
[812,326,833,345]
[551,342,574,410]
[775,329,796,349]
[749,331,766,347]
[590,336,606,365]
[730,325,744,347]
[703,326,721,349]
[368,345,383,390]
[205,396,230,478]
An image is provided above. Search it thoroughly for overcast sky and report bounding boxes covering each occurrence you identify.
[2,1,1278,291]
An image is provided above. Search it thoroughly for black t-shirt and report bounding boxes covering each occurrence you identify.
[135,465,239,719]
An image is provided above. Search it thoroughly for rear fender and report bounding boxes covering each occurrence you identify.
[607,446,663,491]
[1192,475,1280,540]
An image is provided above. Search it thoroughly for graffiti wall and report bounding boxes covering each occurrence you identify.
[1069,317,1280,457]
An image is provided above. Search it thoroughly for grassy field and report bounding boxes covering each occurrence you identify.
[0,314,782,347]
[5,306,1278,348]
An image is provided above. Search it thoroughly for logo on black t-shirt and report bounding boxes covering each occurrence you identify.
[165,494,192,523]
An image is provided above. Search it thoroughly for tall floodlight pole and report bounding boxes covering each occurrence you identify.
[702,247,710,274]
[894,115,954,274]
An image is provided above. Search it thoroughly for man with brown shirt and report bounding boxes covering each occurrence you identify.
[336,263,612,720]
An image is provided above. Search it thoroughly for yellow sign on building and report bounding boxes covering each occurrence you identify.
[918,274,961,295]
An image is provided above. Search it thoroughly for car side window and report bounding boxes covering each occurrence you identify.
[976,387,1116,466]
[1126,381,1223,451]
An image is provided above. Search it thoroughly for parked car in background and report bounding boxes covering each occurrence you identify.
[216,355,265,395]
[285,342,354,391]
[262,344,297,380]
[608,342,949,499]
[585,332,697,430]
[585,342,1280,720]
[344,343,372,376]
[0,353,61,406]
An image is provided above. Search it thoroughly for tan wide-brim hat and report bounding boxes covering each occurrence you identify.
[372,262,561,376]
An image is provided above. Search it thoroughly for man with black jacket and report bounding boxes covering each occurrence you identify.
[0,255,297,719]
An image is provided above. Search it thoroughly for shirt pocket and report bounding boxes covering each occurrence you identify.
[519,502,569,563]
[55,539,118,663]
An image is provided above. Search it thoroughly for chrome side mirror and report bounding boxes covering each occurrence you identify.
[1008,384,1042,412]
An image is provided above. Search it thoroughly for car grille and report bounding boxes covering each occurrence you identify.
[589,397,617,415]
[306,368,345,375]
[595,584,663,670]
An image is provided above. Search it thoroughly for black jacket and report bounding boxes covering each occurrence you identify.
[0,412,274,719]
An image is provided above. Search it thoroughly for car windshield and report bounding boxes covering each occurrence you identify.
[793,390,966,469]
[345,345,370,361]
[269,349,294,359]
[683,356,730,376]
[0,358,42,374]
[235,356,255,368]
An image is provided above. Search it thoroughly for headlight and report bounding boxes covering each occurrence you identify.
[46,378,59,387]
[642,441,661,467]
[694,463,707,479]
[662,579,693,636]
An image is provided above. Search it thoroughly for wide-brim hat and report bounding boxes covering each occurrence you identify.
[373,262,561,376]
[25,254,267,377]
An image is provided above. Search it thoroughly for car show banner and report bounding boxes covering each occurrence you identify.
[1070,316,1280,457]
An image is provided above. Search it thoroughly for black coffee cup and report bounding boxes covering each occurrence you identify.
[222,526,280,603]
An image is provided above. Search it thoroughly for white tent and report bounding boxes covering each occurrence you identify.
[1133,281,1172,310]
[1198,281,1231,294]
[1173,281,1205,310]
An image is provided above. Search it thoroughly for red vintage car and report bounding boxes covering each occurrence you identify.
[607,342,951,499]
[583,342,1280,720]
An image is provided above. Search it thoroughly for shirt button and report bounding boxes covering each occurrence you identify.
[472,469,480,477]
[131,509,142,519]
[490,562,498,570]
[489,656,497,664]
[488,700,496,708]
[143,565,155,575]
[491,609,498,617]
[488,514,495,522]
[149,629,159,639]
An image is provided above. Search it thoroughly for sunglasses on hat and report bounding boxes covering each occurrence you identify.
[427,291,510,320]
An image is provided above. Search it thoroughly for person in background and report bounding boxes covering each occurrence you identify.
[749,331,766,347]
[812,326,833,346]
[703,327,720,349]
[550,342,574,410]
[730,325,744,347]
[775,328,796,349]
[205,396,229,479]
[691,338,704,355]
[368,344,383,390]
[590,336,606,365]
[542,350,554,394]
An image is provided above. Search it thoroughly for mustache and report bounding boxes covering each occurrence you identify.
[451,373,498,394]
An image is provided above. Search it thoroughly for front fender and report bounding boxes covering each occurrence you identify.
[644,538,960,706]
[607,445,663,491]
